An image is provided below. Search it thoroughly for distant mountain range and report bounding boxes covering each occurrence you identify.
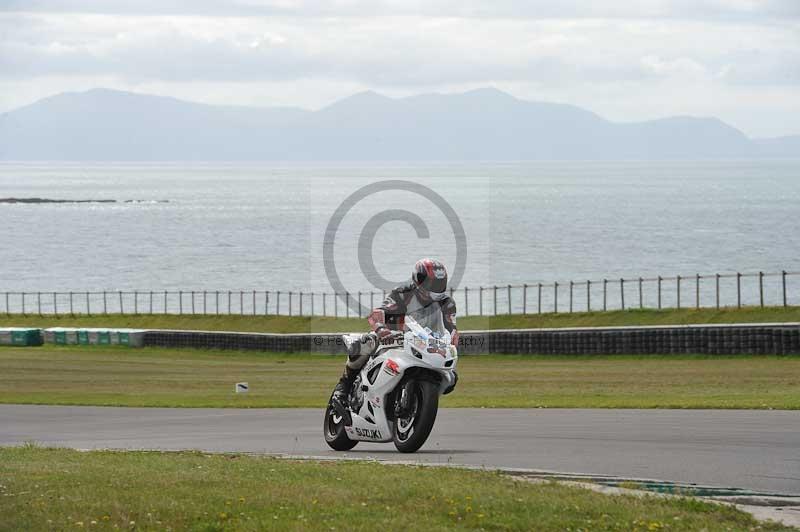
[0,87,797,160]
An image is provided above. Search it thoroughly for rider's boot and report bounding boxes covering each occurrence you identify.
[331,366,356,412]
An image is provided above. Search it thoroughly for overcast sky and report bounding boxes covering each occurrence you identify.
[1,0,798,137]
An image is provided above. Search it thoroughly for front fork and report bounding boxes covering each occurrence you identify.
[395,379,415,418]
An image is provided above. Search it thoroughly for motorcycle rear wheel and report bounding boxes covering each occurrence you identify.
[323,404,358,451]
[393,380,439,453]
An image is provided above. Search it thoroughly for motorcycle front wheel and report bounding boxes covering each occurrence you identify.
[323,404,358,451]
[393,380,439,453]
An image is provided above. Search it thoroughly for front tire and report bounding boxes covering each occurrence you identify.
[323,404,358,451]
[393,380,439,453]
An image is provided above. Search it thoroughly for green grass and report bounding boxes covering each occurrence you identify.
[1,346,798,409]
[1,305,799,333]
[0,446,792,532]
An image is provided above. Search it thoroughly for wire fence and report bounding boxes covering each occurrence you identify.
[2,270,798,318]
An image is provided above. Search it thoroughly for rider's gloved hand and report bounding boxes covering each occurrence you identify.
[375,326,394,344]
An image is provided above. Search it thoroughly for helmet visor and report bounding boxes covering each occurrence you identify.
[420,275,447,295]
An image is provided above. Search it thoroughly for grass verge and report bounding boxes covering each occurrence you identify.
[0,306,799,333]
[1,346,798,409]
[0,446,792,531]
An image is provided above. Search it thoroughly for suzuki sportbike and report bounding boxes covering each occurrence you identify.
[323,316,458,453]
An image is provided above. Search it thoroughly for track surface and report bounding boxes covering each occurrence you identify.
[1,405,798,495]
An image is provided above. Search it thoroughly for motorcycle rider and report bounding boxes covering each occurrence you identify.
[330,258,459,411]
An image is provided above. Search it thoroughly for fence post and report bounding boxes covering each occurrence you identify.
[135,291,139,315]
[240,291,244,316]
[783,270,788,307]
[715,274,720,309]
[569,281,573,313]
[537,283,542,314]
[149,291,153,314]
[86,292,90,316]
[521,284,526,315]
[370,292,375,311]
[334,293,337,318]
[119,291,123,314]
[323,292,327,317]
[602,279,607,311]
[464,287,469,316]
[620,278,625,310]
[587,280,591,311]
[253,290,256,315]
[676,276,681,309]
[507,284,512,314]
[493,286,498,316]
[179,291,183,315]
[299,292,303,316]
[53,292,57,316]
[759,271,764,307]
[357,292,361,318]
[696,274,700,309]
[554,282,558,313]
[479,287,484,316]
[345,293,350,318]
[21,293,25,316]
[656,276,662,309]
[69,291,74,316]
[164,291,168,314]
[276,291,281,315]
[103,291,107,315]
[311,292,315,316]
[4,292,8,316]
[265,291,269,315]
[736,273,741,308]
[38,292,42,316]
[638,277,643,309]
[191,291,195,315]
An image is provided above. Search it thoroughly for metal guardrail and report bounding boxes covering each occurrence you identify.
[2,270,798,318]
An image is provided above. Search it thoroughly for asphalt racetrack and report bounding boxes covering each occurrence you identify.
[1,405,798,496]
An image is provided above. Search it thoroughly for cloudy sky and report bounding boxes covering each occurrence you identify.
[1,0,798,137]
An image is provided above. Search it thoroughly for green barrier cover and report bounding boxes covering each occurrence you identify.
[97,331,111,345]
[77,330,90,345]
[42,328,145,348]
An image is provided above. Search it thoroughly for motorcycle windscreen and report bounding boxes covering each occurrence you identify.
[405,298,447,336]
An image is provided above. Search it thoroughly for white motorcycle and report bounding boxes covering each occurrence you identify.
[323,316,458,453]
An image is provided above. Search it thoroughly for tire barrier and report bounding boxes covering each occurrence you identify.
[457,323,800,355]
[141,323,800,355]
[0,328,43,346]
[142,330,339,353]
